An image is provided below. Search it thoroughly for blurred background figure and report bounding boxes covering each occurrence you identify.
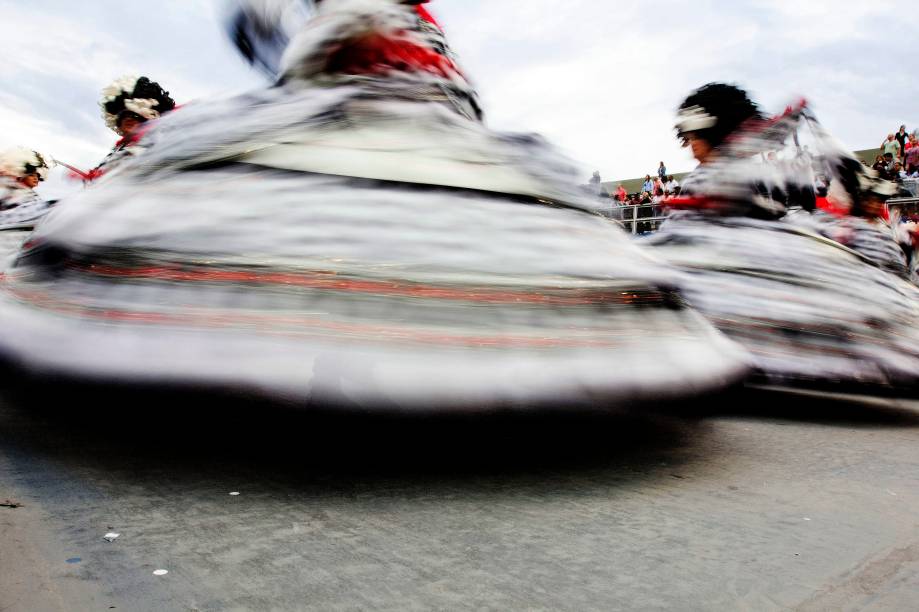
[837,169,909,276]
[641,174,653,193]
[905,133,919,175]
[873,154,887,173]
[665,175,679,195]
[881,132,902,163]
[589,170,602,195]
[895,125,908,163]
[880,153,896,180]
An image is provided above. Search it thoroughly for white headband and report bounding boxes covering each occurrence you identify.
[676,105,718,133]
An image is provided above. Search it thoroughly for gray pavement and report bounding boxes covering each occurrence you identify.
[2,384,919,611]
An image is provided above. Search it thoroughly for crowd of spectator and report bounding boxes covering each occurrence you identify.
[875,125,919,182]
[588,161,682,208]
[622,171,680,206]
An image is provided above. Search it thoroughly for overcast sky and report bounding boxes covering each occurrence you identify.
[1,0,916,192]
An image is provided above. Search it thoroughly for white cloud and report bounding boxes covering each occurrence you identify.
[437,0,917,181]
[0,0,916,187]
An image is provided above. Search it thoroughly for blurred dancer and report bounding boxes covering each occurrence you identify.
[0,0,752,407]
[835,170,910,276]
[673,82,816,217]
[0,148,49,206]
[0,148,55,229]
[644,83,919,388]
[90,76,176,179]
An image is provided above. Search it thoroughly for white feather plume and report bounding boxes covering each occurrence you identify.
[124,98,162,121]
[100,75,142,133]
[0,147,51,180]
[675,105,718,133]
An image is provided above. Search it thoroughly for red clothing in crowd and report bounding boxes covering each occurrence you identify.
[906,141,919,172]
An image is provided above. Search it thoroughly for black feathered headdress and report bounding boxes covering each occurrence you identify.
[100,76,176,135]
[675,83,764,149]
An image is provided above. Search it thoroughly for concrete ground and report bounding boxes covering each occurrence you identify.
[2,384,919,611]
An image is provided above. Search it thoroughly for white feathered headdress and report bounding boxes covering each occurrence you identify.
[0,147,52,181]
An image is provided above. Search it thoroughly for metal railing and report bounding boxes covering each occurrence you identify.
[614,197,919,233]
[597,202,668,234]
[888,196,919,218]
[624,204,668,234]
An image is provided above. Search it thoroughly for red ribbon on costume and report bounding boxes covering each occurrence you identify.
[328,34,457,78]
[814,196,846,216]
[415,4,440,28]
[664,196,723,210]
